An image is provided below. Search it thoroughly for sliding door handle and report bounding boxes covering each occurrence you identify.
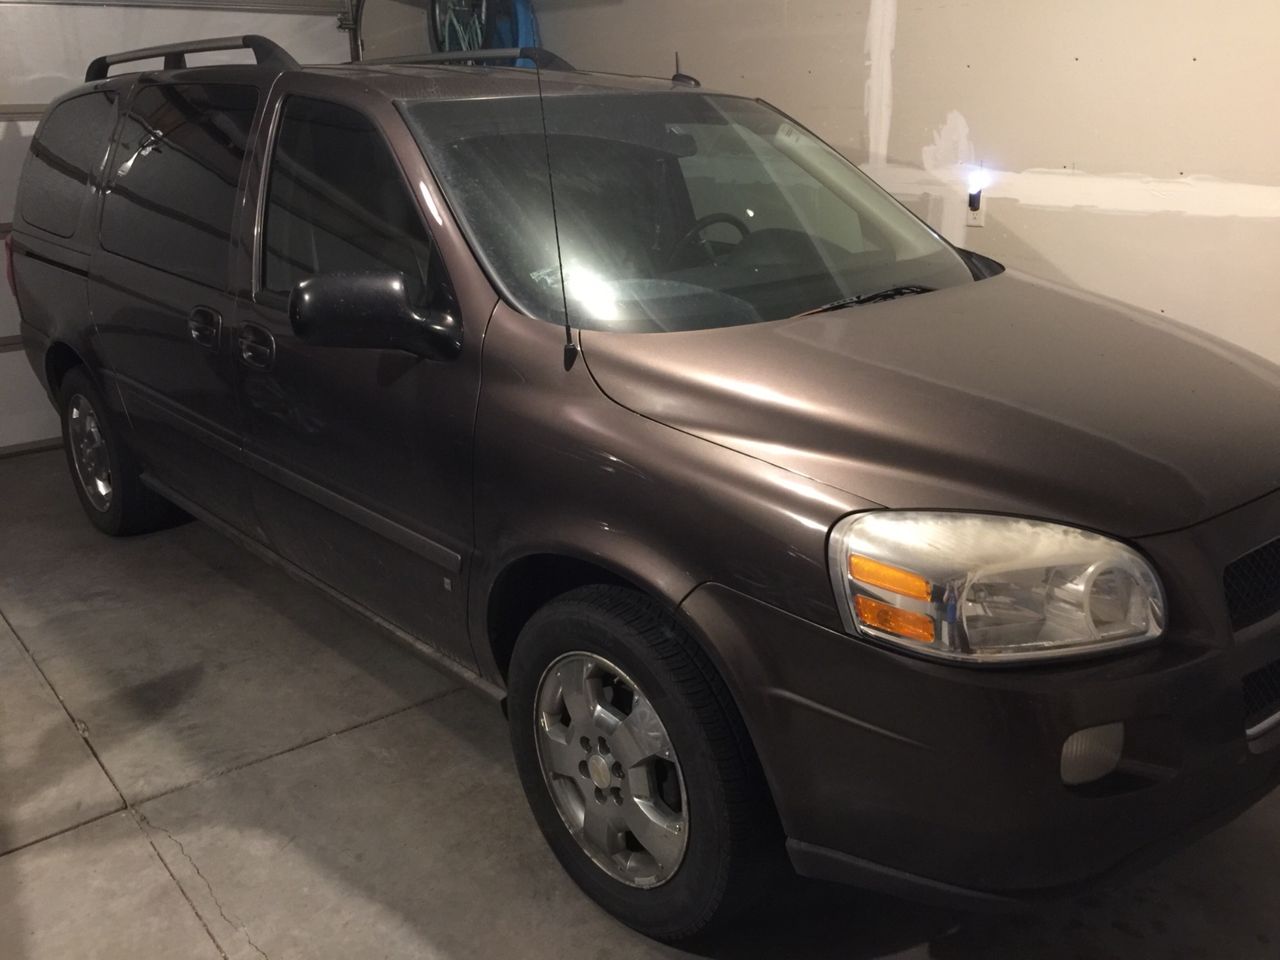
[236,323,276,370]
[187,306,222,349]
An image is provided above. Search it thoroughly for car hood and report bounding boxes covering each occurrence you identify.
[580,271,1280,538]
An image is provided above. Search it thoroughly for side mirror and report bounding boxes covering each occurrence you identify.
[288,272,462,360]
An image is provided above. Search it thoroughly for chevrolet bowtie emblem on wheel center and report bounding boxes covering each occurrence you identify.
[587,754,612,790]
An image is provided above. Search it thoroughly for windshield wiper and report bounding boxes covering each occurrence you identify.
[795,284,935,317]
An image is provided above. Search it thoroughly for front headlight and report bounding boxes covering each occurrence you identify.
[828,512,1166,663]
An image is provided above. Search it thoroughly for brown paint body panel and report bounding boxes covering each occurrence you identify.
[684,484,1280,894]
[583,270,1280,539]
[467,302,868,671]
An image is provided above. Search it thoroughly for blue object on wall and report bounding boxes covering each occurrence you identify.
[483,0,540,54]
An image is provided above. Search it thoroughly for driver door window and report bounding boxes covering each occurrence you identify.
[239,95,476,657]
[262,96,442,307]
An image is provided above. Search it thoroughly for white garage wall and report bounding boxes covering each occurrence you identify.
[0,2,350,451]
[538,0,1280,362]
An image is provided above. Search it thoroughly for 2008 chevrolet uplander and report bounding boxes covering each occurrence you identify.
[9,35,1280,942]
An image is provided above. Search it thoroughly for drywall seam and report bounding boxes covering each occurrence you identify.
[967,169,1280,218]
[864,0,895,166]
[862,108,1280,226]
[866,160,1280,220]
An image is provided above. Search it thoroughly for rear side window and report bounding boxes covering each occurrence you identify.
[262,96,440,308]
[19,91,118,238]
[101,83,259,289]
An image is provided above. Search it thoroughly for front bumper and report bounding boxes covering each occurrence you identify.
[679,494,1280,903]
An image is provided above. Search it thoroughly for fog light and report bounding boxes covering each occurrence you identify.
[1060,723,1124,785]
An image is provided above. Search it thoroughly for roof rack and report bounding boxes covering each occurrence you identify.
[85,35,298,83]
[359,47,575,72]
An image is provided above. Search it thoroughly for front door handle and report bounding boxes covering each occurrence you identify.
[187,306,221,350]
[237,323,276,370]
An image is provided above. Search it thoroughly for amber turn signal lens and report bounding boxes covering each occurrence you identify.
[854,595,936,644]
[849,555,931,601]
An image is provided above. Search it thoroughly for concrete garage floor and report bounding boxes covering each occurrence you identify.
[2,449,1279,960]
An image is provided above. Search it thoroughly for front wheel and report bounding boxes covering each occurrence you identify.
[507,585,780,942]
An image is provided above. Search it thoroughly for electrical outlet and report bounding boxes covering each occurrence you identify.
[967,205,986,228]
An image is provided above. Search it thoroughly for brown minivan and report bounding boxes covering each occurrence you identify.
[10,35,1280,942]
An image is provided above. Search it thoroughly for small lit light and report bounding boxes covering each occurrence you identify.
[850,555,931,601]
[745,208,755,218]
[967,167,992,213]
[966,166,992,195]
[854,596,935,644]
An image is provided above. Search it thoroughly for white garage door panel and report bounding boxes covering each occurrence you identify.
[0,351,58,450]
[0,7,347,104]
[0,119,37,224]
[0,4,348,447]
[1,271,19,339]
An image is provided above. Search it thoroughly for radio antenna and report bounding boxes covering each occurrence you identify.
[532,60,577,370]
[672,51,701,86]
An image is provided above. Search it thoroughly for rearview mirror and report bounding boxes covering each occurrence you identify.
[288,272,462,360]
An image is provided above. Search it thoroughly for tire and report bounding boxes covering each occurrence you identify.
[58,366,181,536]
[508,584,781,942]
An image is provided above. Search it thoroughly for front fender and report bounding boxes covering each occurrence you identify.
[469,304,871,681]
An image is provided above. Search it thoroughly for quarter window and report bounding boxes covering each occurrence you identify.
[101,83,259,289]
[262,96,441,308]
[20,91,118,238]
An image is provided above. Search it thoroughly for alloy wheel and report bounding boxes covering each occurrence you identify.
[534,652,689,888]
[67,394,113,512]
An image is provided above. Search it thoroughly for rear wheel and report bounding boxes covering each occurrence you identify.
[508,585,780,942]
[58,366,181,535]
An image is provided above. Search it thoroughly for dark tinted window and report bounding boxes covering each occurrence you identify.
[101,83,258,288]
[20,91,118,238]
[263,97,439,307]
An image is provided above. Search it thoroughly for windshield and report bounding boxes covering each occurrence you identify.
[401,91,974,332]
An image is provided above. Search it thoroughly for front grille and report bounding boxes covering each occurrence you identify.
[1243,658,1280,733]
[1223,537,1280,630]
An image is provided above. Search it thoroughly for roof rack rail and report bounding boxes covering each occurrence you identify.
[359,47,574,72]
[85,35,298,83]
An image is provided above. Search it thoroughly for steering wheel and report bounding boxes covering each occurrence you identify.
[666,212,751,268]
